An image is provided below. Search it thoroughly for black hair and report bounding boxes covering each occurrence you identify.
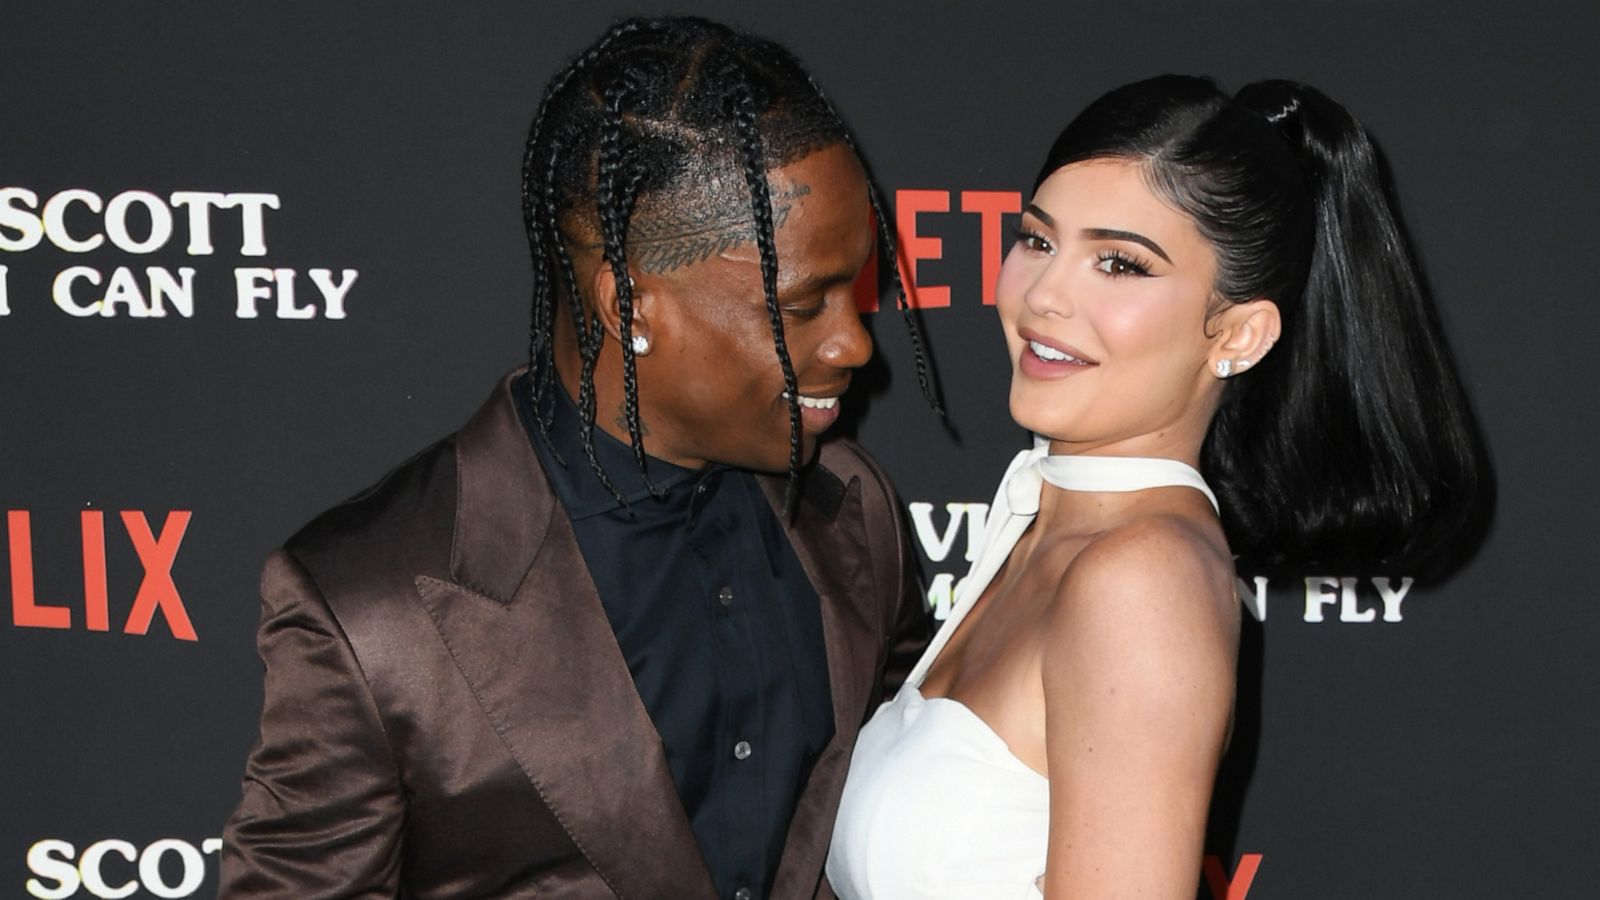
[1035,75,1483,569]
[520,16,937,507]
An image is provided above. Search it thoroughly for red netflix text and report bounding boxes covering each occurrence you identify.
[855,188,1023,312]
[6,510,196,641]
[1204,853,1263,899]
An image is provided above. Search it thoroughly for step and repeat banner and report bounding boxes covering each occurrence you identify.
[3,2,1595,898]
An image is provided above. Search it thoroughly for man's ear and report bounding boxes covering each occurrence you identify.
[589,264,656,354]
[1209,298,1281,377]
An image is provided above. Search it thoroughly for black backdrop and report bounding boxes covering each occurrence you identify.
[3,2,1596,897]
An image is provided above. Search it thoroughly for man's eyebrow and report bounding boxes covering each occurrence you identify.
[778,268,855,298]
[1083,228,1173,264]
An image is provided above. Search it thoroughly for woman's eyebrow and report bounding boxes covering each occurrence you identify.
[1082,227,1173,264]
[1024,204,1174,264]
[1024,203,1056,229]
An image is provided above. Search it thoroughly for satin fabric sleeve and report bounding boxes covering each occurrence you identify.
[219,549,405,898]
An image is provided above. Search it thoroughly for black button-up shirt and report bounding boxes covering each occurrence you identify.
[515,375,834,900]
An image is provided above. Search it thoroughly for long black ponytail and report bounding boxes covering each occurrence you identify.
[1037,75,1483,568]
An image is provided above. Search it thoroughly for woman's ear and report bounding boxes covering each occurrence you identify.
[1209,298,1281,378]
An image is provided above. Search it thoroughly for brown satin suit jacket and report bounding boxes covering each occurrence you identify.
[219,373,928,899]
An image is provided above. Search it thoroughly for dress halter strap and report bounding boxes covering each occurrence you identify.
[1036,452,1219,514]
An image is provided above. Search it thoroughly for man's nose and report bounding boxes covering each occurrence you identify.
[822,305,873,369]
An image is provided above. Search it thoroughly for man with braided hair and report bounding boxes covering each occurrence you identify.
[221,16,934,900]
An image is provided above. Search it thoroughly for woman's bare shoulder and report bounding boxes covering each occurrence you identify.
[1061,511,1236,616]
[1041,512,1240,693]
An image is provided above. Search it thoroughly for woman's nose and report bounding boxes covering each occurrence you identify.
[1023,265,1075,319]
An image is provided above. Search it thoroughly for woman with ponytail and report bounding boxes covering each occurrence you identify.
[827,75,1483,898]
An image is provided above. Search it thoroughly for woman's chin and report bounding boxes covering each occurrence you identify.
[1009,395,1076,442]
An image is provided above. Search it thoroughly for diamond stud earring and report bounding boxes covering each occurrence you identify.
[631,334,649,354]
[1216,359,1233,378]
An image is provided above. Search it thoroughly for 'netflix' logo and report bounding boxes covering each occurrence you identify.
[6,510,196,641]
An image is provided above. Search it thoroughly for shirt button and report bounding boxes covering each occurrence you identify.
[733,740,752,760]
[734,889,752,900]
[718,586,735,607]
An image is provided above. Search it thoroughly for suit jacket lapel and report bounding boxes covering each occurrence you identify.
[762,470,880,899]
[417,374,715,899]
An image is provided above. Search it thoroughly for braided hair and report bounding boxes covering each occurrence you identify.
[520,15,937,506]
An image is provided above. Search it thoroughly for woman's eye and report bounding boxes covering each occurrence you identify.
[1012,228,1055,256]
[1094,250,1152,277]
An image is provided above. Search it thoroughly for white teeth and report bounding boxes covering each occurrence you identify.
[1028,339,1079,363]
[783,392,838,409]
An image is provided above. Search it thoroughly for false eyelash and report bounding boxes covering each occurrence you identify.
[1096,248,1153,277]
[1010,226,1055,255]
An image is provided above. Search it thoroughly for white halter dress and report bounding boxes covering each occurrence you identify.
[826,441,1218,900]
